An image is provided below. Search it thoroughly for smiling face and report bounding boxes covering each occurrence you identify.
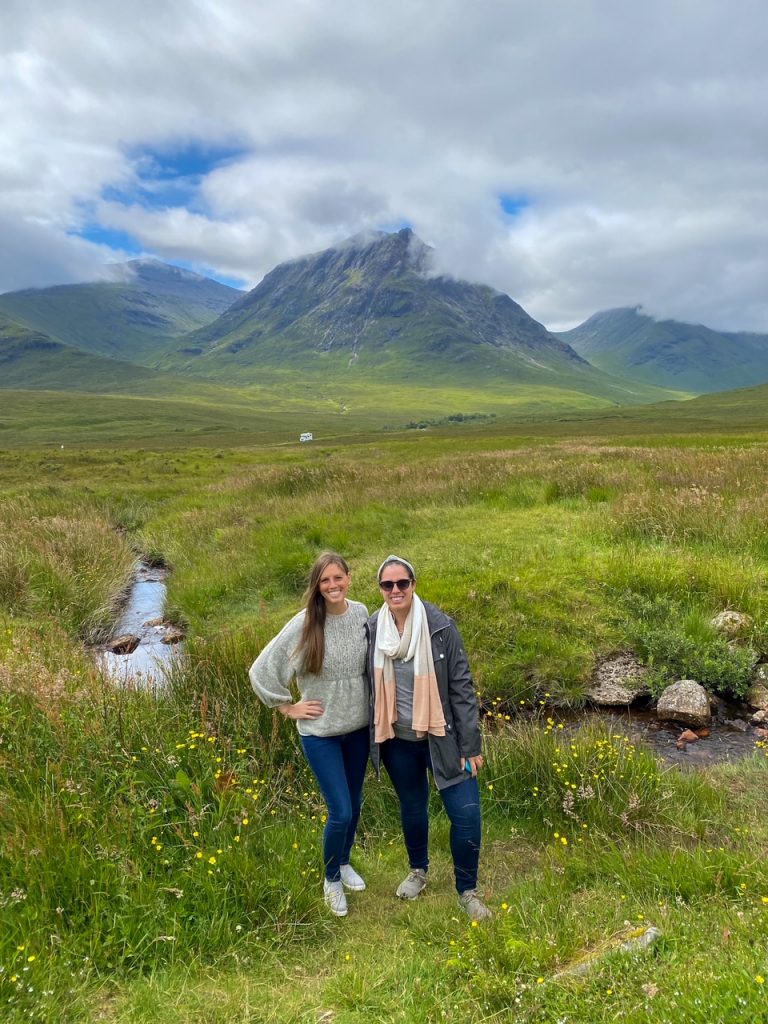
[318,561,351,614]
[378,561,416,622]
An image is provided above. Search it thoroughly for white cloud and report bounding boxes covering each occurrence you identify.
[0,213,133,293]
[1,0,767,329]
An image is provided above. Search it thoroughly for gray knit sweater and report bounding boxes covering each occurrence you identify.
[249,600,369,737]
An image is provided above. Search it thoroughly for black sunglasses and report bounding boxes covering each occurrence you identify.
[379,578,413,592]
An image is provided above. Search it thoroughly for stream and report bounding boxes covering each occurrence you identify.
[98,568,764,762]
[549,699,765,767]
[98,561,182,688]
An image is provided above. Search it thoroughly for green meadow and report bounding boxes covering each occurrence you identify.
[2,403,768,1022]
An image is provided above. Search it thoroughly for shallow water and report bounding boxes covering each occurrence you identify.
[99,563,181,689]
[554,701,763,768]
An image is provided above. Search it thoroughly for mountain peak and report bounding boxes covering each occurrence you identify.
[0,258,240,364]
[169,228,594,387]
[106,258,219,287]
[288,227,433,279]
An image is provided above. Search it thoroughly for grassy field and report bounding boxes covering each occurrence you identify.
[2,421,768,1023]
[4,373,768,451]
[0,364,695,448]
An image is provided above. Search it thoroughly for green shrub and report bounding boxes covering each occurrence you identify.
[635,623,756,699]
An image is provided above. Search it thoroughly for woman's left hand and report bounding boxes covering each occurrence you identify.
[461,754,484,777]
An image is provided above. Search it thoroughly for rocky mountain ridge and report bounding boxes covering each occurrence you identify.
[163,228,640,401]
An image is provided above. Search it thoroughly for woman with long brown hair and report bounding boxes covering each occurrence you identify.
[249,552,369,917]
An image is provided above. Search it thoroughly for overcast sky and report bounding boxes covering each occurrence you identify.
[2,0,767,330]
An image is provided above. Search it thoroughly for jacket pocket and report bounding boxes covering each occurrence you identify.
[430,728,462,781]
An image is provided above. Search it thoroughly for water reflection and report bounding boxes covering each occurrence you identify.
[99,563,182,689]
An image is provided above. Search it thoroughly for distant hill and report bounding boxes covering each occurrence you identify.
[557,307,768,394]
[0,309,176,392]
[162,230,676,406]
[0,260,240,365]
[540,379,768,438]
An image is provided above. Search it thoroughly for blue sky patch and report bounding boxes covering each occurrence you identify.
[499,194,531,217]
[103,140,251,211]
[74,140,253,278]
[167,257,248,291]
[75,224,144,254]
[130,140,250,182]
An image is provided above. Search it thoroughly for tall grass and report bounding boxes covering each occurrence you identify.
[0,498,135,641]
[0,679,328,981]
[483,717,721,841]
[2,436,768,1021]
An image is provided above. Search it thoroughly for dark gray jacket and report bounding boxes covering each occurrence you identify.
[365,600,482,790]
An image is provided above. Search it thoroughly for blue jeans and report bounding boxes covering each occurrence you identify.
[300,726,370,882]
[380,736,482,894]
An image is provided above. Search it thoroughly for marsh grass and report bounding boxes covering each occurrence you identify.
[482,717,721,841]
[0,679,331,991]
[2,435,768,1021]
[0,498,135,641]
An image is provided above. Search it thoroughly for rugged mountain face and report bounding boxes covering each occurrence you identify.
[0,237,680,410]
[558,307,768,394]
[168,229,594,386]
[0,260,240,365]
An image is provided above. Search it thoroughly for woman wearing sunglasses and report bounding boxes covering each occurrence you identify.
[249,552,369,918]
[367,555,491,921]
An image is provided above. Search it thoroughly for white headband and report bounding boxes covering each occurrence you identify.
[377,554,416,581]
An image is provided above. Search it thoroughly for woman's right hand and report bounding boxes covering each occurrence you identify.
[278,700,324,720]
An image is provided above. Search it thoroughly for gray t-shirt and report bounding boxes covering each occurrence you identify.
[392,657,419,742]
[249,600,369,737]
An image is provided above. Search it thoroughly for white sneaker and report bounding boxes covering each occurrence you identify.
[340,863,366,891]
[323,878,348,917]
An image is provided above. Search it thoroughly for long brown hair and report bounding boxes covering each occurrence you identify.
[296,552,351,675]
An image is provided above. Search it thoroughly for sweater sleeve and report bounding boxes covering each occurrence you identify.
[248,614,303,708]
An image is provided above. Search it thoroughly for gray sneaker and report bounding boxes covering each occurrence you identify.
[323,878,348,917]
[339,863,366,891]
[396,868,427,900]
[458,888,493,921]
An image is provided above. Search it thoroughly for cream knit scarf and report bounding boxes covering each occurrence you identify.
[373,593,446,743]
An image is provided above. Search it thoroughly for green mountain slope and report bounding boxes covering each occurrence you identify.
[163,230,679,406]
[558,307,768,394]
[0,260,240,365]
[0,310,188,393]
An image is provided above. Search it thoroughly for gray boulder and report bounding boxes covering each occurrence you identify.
[656,680,711,728]
[745,667,768,710]
[710,610,753,639]
[587,654,650,705]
